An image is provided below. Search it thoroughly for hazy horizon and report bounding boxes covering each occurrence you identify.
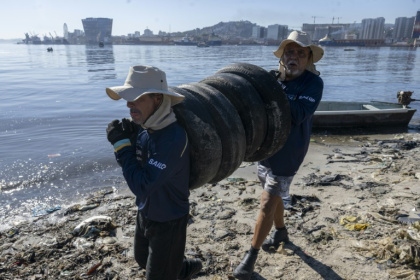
[1,0,419,40]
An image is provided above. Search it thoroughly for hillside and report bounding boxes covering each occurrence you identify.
[181,20,257,38]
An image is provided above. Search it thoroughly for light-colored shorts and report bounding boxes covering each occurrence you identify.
[258,164,293,198]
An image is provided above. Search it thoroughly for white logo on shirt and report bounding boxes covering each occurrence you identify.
[299,95,316,102]
[148,159,167,170]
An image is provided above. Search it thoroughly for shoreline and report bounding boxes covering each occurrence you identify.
[1,132,419,279]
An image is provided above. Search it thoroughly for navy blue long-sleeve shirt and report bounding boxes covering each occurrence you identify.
[115,122,190,222]
[260,70,324,176]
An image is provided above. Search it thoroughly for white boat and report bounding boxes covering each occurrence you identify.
[313,101,417,128]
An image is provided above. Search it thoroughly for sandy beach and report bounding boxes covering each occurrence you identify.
[1,131,420,280]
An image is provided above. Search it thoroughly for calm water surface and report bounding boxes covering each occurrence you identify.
[0,44,419,229]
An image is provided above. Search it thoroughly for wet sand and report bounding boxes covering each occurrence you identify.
[1,132,420,279]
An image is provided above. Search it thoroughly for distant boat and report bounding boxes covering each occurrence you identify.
[313,101,416,128]
[98,41,104,47]
[174,37,198,46]
[318,35,365,47]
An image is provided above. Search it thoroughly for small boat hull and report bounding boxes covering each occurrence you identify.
[313,101,417,128]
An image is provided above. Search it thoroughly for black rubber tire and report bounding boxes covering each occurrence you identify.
[178,82,246,183]
[170,86,222,189]
[200,73,267,161]
[216,63,291,161]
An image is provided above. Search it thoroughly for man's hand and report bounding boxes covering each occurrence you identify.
[106,119,132,145]
[121,118,141,145]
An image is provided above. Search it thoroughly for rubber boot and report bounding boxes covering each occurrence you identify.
[233,250,258,280]
[261,227,289,252]
[178,258,202,280]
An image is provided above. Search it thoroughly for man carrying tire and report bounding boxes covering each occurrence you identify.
[233,31,325,279]
[106,65,202,280]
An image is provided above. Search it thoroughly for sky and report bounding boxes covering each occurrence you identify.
[1,0,419,39]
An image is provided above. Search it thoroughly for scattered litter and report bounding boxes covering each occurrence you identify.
[238,197,258,211]
[227,177,246,183]
[73,237,94,249]
[32,205,61,217]
[239,162,254,168]
[87,260,103,275]
[276,242,293,255]
[340,216,370,231]
[398,216,420,225]
[64,202,100,215]
[352,237,420,266]
[6,228,19,238]
[302,173,352,187]
[73,216,116,236]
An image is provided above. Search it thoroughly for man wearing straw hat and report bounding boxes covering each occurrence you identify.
[106,65,202,280]
[234,31,324,279]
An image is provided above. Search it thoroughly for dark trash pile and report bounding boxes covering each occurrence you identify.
[0,189,141,280]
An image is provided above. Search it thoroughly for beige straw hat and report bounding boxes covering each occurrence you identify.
[106,65,185,105]
[273,31,324,63]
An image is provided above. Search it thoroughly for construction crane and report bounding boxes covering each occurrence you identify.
[312,16,324,24]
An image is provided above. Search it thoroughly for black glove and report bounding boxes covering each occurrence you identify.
[121,118,141,145]
[106,119,132,145]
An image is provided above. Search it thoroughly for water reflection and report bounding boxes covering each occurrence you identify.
[386,48,416,82]
[354,47,381,72]
[84,45,116,80]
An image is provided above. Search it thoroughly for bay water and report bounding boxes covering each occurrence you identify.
[1,43,419,230]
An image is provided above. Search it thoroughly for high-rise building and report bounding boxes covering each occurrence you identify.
[63,23,69,40]
[413,11,420,38]
[252,26,266,39]
[81,17,113,44]
[393,17,415,41]
[267,24,288,41]
[360,17,385,39]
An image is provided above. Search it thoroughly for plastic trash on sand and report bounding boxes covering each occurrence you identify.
[32,205,61,217]
[73,237,94,250]
[340,216,370,231]
[352,237,420,266]
[397,221,420,241]
[73,216,116,236]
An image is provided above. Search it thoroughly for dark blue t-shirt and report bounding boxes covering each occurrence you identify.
[115,122,190,222]
[260,70,323,176]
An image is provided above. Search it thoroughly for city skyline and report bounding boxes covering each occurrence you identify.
[1,0,419,39]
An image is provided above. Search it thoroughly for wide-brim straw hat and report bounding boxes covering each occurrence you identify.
[106,65,184,105]
[273,31,324,63]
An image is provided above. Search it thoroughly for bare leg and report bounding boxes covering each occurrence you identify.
[273,198,285,229]
[251,190,282,249]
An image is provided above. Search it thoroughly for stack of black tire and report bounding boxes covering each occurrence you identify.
[172,63,291,189]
